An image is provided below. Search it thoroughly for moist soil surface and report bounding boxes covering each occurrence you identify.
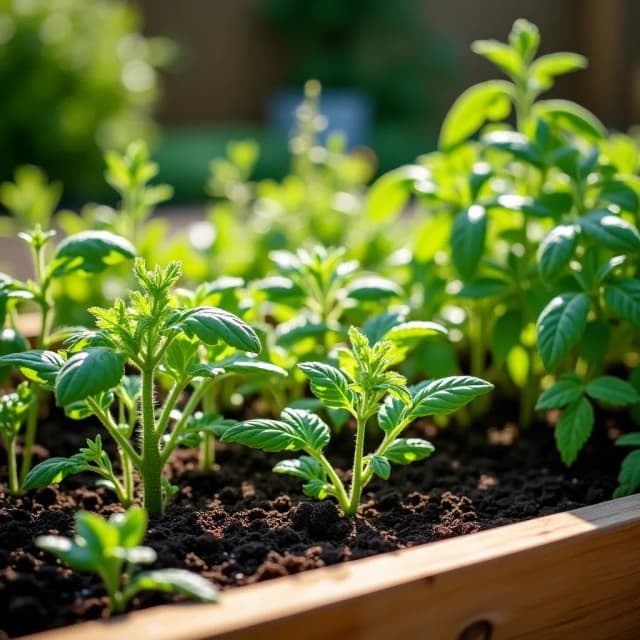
[0,407,624,638]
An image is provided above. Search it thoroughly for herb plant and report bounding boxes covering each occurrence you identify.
[36,506,218,613]
[0,382,32,495]
[222,326,493,516]
[3,259,262,515]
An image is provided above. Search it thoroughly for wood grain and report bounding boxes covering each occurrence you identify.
[27,495,640,640]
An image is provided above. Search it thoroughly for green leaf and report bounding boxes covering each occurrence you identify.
[455,277,510,299]
[491,309,522,363]
[125,569,218,604]
[471,40,522,78]
[35,535,96,571]
[344,276,402,301]
[174,307,260,353]
[451,205,488,280]
[378,393,407,434]
[217,357,287,378]
[409,376,494,418]
[439,80,513,151]
[530,52,587,90]
[221,408,330,453]
[537,224,579,280]
[0,350,64,387]
[586,376,640,406]
[535,378,583,410]
[616,450,640,496]
[366,165,430,223]
[75,512,118,556]
[384,320,448,348]
[509,18,540,62]
[616,433,640,447]
[55,348,125,406]
[555,397,594,466]
[0,328,29,383]
[22,456,86,490]
[302,480,333,500]
[362,311,406,344]
[536,293,590,370]
[109,506,147,548]
[482,130,542,167]
[297,362,355,412]
[599,179,640,213]
[603,279,640,325]
[579,321,611,366]
[385,438,435,465]
[50,230,135,278]
[535,99,606,141]
[273,456,326,482]
[367,455,391,480]
[580,211,640,253]
[254,276,303,301]
[275,318,336,347]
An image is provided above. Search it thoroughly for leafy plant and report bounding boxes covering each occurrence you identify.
[36,506,218,613]
[222,325,493,516]
[5,259,265,515]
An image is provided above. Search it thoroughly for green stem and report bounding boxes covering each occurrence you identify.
[140,367,163,516]
[7,437,19,495]
[345,412,368,516]
[19,385,40,484]
[198,385,218,471]
[314,452,350,512]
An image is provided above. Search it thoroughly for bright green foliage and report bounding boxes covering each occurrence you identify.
[36,507,217,613]
[222,326,493,516]
[10,259,275,515]
[0,0,174,196]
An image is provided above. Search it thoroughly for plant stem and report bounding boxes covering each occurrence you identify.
[346,412,368,516]
[140,367,163,516]
[314,452,350,512]
[7,437,19,495]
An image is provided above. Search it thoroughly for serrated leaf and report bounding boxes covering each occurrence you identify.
[377,393,407,434]
[409,376,494,418]
[297,362,355,412]
[585,376,640,406]
[55,348,124,406]
[451,205,487,280]
[125,569,218,603]
[536,293,590,370]
[0,350,64,386]
[367,455,391,480]
[344,276,402,301]
[174,306,260,353]
[603,279,640,325]
[50,230,135,278]
[221,408,330,453]
[537,224,579,280]
[273,456,326,482]
[22,456,86,490]
[555,397,594,466]
[580,211,640,253]
[535,379,583,410]
[385,438,435,465]
[439,80,513,150]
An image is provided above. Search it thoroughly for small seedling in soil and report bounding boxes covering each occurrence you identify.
[2,259,264,515]
[222,325,493,516]
[36,506,218,613]
[0,382,32,494]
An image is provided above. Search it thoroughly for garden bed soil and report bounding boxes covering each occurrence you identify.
[0,409,624,638]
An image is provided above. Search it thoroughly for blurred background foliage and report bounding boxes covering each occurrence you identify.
[0,0,175,200]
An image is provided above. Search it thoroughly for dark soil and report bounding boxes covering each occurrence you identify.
[0,407,624,638]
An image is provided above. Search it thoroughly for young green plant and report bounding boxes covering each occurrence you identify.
[0,382,32,494]
[3,259,263,515]
[222,325,493,516]
[36,506,217,613]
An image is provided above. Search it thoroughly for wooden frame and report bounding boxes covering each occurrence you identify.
[26,494,640,640]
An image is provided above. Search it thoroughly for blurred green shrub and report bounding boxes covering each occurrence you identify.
[0,0,174,199]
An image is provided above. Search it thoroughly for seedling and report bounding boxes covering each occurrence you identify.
[0,382,32,494]
[222,326,493,516]
[36,506,218,613]
[3,259,264,515]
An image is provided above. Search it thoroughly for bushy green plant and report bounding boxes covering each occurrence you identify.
[0,0,174,197]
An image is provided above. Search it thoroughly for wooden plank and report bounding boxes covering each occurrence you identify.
[27,495,640,640]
